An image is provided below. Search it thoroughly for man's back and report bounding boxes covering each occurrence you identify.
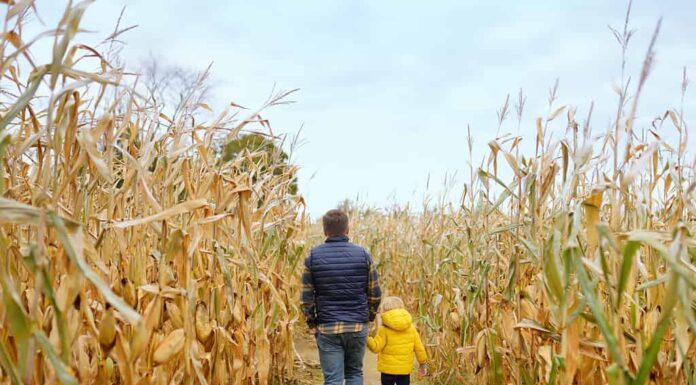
[308,235,371,324]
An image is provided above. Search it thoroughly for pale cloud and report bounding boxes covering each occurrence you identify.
[29,0,696,215]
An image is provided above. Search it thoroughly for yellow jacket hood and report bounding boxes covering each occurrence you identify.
[381,308,412,331]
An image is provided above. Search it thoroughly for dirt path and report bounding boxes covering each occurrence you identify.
[294,332,381,385]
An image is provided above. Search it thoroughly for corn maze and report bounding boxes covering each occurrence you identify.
[0,2,694,385]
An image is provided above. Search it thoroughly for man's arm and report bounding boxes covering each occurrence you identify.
[300,256,317,328]
[366,253,382,322]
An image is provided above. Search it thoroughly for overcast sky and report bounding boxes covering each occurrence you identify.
[33,1,696,216]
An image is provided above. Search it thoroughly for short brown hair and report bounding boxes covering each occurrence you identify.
[322,209,349,237]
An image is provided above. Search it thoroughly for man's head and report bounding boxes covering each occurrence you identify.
[322,209,349,237]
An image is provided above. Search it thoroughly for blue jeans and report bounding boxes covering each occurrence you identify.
[316,328,368,385]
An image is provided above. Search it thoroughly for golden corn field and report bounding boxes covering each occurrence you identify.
[0,2,305,385]
[341,20,696,384]
[1,2,695,385]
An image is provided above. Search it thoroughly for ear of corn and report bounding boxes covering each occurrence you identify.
[340,123,694,385]
[338,58,695,385]
[330,16,695,385]
[0,2,304,384]
[1,2,694,385]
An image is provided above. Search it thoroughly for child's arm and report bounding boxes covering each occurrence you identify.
[367,327,387,353]
[414,329,428,364]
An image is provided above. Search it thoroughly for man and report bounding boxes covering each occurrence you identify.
[301,209,382,385]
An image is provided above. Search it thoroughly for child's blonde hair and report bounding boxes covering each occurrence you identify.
[381,296,405,312]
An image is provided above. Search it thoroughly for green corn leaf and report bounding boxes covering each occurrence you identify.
[544,236,564,303]
[33,330,78,385]
[636,275,668,291]
[21,246,71,364]
[617,240,640,307]
[548,355,559,385]
[633,273,679,385]
[684,359,695,385]
[214,242,237,321]
[606,363,624,385]
[571,246,627,371]
[0,274,32,376]
[0,133,10,194]
[629,231,696,289]
[0,336,22,385]
[488,331,503,385]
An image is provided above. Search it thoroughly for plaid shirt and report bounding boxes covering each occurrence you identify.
[300,252,381,334]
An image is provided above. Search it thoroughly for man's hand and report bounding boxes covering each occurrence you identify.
[368,322,377,335]
[307,327,317,336]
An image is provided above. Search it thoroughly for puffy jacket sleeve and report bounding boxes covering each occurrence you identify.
[367,327,387,353]
[414,328,428,364]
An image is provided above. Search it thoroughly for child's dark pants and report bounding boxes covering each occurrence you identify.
[381,373,410,385]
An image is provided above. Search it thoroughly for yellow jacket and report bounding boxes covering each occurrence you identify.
[367,308,428,375]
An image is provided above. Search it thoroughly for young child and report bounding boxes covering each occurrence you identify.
[367,296,428,385]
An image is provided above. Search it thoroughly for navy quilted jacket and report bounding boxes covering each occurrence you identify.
[306,235,372,324]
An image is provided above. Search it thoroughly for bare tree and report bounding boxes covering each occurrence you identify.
[140,53,213,119]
